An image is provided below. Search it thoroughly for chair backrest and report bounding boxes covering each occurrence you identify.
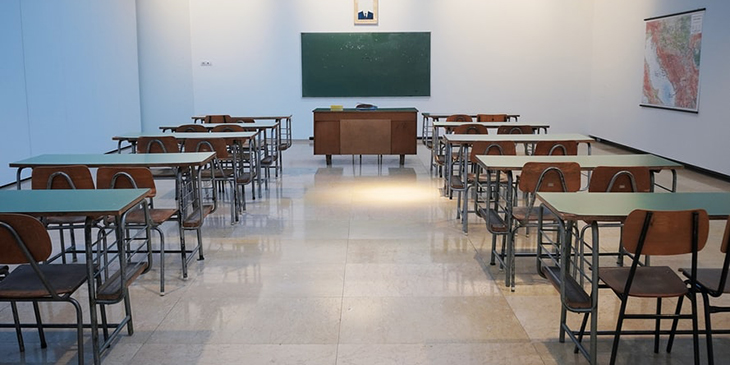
[622,209,709,256]
[31,165,94,190]
[96,167,157,197]
[533,140,578,156]
[452,124,488,135]
[205,114,230,123]
[0,213,52,264]
[230,117,254,124]
[445,114,473,122]
[518,162,581,193]
[722,217,730,255]
[137,136,180,153]
[588,166,652,193]
[183,138,230,159]
[469,141,516,163]
[175,124,207,132]
[497,125,533,134]
[477,114,508,122]
[211,124,245,132]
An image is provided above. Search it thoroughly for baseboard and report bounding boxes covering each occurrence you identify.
[590,135,730,183]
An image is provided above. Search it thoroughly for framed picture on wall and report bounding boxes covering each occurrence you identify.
[354,0,378,25]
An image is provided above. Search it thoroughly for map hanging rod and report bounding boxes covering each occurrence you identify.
[645,8,706,22]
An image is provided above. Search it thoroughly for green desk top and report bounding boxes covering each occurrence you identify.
[537,192,730,221]
[476,154,683,171]
[113,131,258,141]
[444,133,594,143]
[313,107,419,112]
[0,189,149,217]
[10,152,215,168]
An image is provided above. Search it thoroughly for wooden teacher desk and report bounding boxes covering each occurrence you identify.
[313,107,418,165]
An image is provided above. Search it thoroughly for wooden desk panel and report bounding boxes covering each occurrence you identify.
[313,108,417,164]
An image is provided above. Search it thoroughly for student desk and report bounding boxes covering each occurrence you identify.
[113,131,264,199]
[10,153,216,293]
[0,189,151,365]
[430,121,550,172]
[441,133,595,198]
[536,192,730,365]
[471,154,684,292]
[159,121,283,178]
[313,108,418,165]
[191,115,293,152]
[421,112,521,149]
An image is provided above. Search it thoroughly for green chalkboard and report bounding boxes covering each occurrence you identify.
[301,32,430,97]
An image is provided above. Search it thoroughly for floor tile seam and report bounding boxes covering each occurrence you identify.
[334,226,353,362]
[334,339,538,345]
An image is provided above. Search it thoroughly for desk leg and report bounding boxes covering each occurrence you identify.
[399,155,405,166]
[589,221,599,364]
[326,155,332,165]
[84,217,101,365]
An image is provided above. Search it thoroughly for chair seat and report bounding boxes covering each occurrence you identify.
[200,168,234,179]
[183,204,214,227]
[680,268,730,294]
[149,167,178,179]
[45,215,87,225]
[599,266,688,297]
[127,208,178,225]
[236,172,256,184]
[97,262,149,301]
[512,206,558,223]
[0,264,88,298]
[467,172,508,184]
[261,155,277,165]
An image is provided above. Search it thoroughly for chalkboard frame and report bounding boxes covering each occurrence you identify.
[301,32,431,97]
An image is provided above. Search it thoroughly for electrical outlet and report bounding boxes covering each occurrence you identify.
[201,60,211,66]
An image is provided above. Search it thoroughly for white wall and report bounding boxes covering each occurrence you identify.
[589,0,730,175]
[138,0,595,138]
[136,0,195,132]
[0,1,32,184]
[0,0,141,183]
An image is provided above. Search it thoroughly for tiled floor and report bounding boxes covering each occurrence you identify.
[2,140,730,364]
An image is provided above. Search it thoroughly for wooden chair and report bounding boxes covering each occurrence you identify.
[497,125,533,134]
[210,124,257,206]
[533,140,578,155]
[183,138,236,222]
[175,124,207,132]
[582,166,652,265]
[598,209,708,365]
[0,214,90,363]
[204,114,231,123]
[211,124,245,133]
[477,114,508,122]
[667,216,730,365]
[465,141,517,236]
[229,117,255,124]
[136,136,180,153]
[433,115,474,177]
[136,136,181,180]
[449,124,488,200]
[445,114,472,122]
[96,167,180,294]
[497,162,581,290]
[31,165,96,264]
